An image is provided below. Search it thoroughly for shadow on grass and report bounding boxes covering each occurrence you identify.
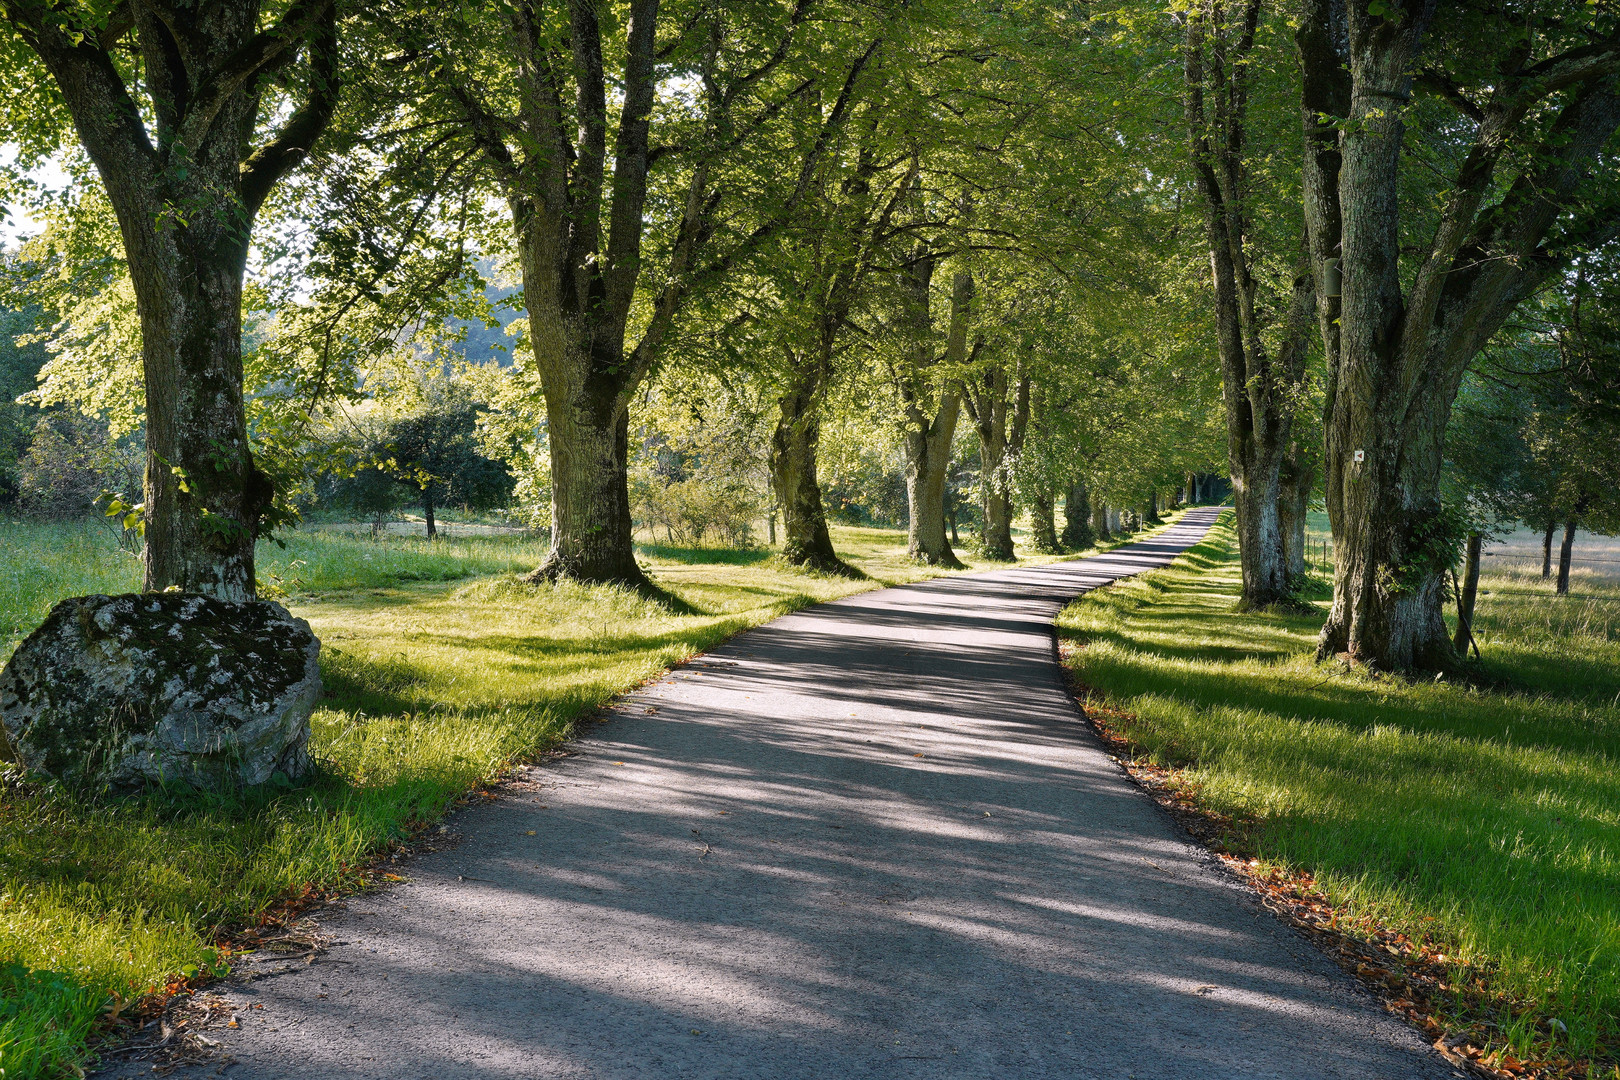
[635,543,774,566]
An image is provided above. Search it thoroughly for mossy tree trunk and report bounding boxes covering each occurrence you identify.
[1062,478,1094,550]
[1298,0,1620,670]
[1091,499,1112,543]
[1186,6,1315,610]
[7,0,341,600]
[1278,447,1315,583]
[895,237,972,569]
[1029,490,1060,554]
[770,350,843,573]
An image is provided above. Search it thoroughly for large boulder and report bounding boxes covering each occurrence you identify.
[0,593,321,793]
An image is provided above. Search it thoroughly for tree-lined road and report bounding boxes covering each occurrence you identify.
[135,510,1453,1079]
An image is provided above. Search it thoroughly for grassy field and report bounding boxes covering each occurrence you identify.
[1059,512,1620,1071]
[0,512,1152,1079]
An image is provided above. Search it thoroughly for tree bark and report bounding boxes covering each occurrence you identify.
[1278,448,1316,583]
[8,0,340,600]
[519,289,647,585]
[1542,520,1556,578]
[1298,0,1620,670]
[1091,500,1112,543]
[424,487,437,540]
[904,415,962,567]
[1557,520,1577,595]
[1062,478,1094,550]
[895,246,970,568]
[1453,532,1481,654]
[1030,490,1060,554]
[963,358,1029,562]
[770,347,847,574]
[1186,5,1316,610]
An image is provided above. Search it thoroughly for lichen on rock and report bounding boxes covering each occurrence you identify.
[0,593,322,793]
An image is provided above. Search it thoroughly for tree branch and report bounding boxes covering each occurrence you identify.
[240,0,341,218]
[173,0,335,159]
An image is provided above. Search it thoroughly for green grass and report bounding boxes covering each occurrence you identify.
[0,521,554,659]
[0,511,1163,1078]
[1058,511,1620,1068]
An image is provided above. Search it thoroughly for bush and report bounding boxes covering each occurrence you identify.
[636,476,760,547]
[13,412,142,520]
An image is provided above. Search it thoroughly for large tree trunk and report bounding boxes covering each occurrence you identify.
[134,238,269,600]
[1091,500,1112,543]
[1298,0,1620,670]
[978,439,1016,561]
[1557,520,1577,596]
[1542,521,1556,579]
[423,487,437,540]
[896,259,969,568]
[1062,478,1095,550]
[518,279,648,585]
[10,1,341,601]
[1454,532,1482,654]
[771,358,846,574]
[904,414,962,567]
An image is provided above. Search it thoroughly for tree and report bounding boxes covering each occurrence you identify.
[405,0,880,586]
[1184,0,1315,606]
[1296,0,1620,670]
[961,342,1030,561]
[1,0,341,599]
[889,219,974,568]
[762,104,909,574]
[380,401,513,540]
[1061,477,1094,550]
[0,293,47,504]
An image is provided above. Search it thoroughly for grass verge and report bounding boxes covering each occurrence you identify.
[1057,510,1620,1079]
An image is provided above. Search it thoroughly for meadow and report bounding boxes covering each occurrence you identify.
[1059,512,1620,1071]
[0,514,1112,1079]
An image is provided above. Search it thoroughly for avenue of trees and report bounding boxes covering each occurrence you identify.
[3,0,1618,673]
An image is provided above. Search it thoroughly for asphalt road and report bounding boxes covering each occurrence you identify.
[127,508,1456,1079]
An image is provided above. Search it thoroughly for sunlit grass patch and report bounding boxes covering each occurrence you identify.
[1058,512,1620,1067]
